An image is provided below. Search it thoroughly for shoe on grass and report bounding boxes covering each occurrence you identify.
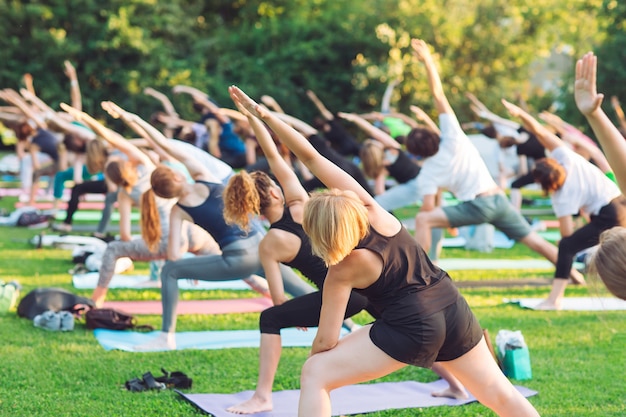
[59,311,75,331]
[33,310,61,331]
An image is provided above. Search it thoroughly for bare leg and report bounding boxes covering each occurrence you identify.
[534,278,568,310]
[227,334,282,414]
[134,331,176,351]
[298,325,405,417]
[91,286,108,308]
[430,362,468,399]
[414,208,451,254]
[439,338,540,417]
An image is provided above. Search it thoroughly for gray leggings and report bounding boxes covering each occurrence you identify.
[96,223,218,288]
[160,232,315,332]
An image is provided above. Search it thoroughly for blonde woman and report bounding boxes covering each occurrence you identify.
[229,85,540,417]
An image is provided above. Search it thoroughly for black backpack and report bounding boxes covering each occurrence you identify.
[17,287,95,319]
[85,308,154,331]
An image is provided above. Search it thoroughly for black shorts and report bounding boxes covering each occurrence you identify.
[369,295,483,368]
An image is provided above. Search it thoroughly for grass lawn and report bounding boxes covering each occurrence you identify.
[0,193,625,417]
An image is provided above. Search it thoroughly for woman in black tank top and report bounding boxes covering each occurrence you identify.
[221,97,371,414]
[229,84,540,417]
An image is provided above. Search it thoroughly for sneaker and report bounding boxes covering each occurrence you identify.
[59,311,75,331]
[52,222,72,233]
[33,310,61,331]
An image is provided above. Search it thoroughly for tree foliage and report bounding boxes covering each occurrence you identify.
[0,0,613,127]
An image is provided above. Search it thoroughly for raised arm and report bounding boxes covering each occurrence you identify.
[271,111,318,137]
[409,105,441,134]
[0,89,47,129]
[466,92,521,131]
[63,60,82,111]
[230,86,375,206]
[501,99,561,151]
[337,112,400,149]
[260,95,285,114]
[59,102,150,165]
[411,39,453,116]
[102,101,213,181]
[233,99,308,205]
[306,90,334,121]
[381,78,401,113]
[144,87,179,118]
[575,51,626,192]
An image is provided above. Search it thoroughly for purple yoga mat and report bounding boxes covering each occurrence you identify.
[177,379,538,417]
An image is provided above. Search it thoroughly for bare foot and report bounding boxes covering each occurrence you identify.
[133,332,176,351]
[226,394,272,414]
[431,386,469,400]
[534,299,562,311]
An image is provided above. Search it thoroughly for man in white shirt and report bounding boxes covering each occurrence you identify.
[405,39,585,285]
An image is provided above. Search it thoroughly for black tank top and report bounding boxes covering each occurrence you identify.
[177,180,254,248]
[270,207,327,288]
[354,225,459,319]
[386,149,420,184]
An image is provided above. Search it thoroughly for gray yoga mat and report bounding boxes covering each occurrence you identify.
[177,379,538,417]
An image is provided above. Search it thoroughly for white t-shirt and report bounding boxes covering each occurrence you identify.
[550,145,621,217]
[169,139,233,183]
[416,113,498,201]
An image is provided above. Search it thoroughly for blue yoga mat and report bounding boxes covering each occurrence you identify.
[94,327,348,352]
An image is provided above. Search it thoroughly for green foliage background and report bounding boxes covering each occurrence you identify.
[0,0,623,129]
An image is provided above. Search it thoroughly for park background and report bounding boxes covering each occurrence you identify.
[0,1,625,416]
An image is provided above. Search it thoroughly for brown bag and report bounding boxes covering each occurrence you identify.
[85,308,153,331]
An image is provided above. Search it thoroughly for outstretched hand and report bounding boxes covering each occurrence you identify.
[336,112,359,123]
[501,99,523,118]
[59,102,83,120]
[229,86,271,120]
[63,61,77,80]
[411,38,433,63]
[575,52,604,117]
[101,101,131,123]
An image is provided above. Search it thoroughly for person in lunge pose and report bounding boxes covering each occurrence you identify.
[228,84,539,417]
[98,104,315,351]
[407,39,585,284]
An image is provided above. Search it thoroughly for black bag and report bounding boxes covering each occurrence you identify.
[17,211,52,227]
[17,287,95,319]
[85,308,154,331]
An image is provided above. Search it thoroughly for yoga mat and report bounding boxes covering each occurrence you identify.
[94,327,348,352]
[177,379,538,417]
[31,234,107,248]
[16,201,106,210]
[537,230,561,242]
[73,272,254,291]
[54,210,140,222]
[437,258,558,271]
[506,297,626,311]
[102,298,273,315]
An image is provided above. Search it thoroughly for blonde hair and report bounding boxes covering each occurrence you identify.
[588,227,626,300]
[359,140,385,179]
[223,171,273,231]
[86,139,108,175]
[303,189,369,266]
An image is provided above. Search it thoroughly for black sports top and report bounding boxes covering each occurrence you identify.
[177,180,254,248]
[386,149,421,184]
[270,207,327,288]
[354,225,458,319]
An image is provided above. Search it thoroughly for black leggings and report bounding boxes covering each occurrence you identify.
[555,195,626,278]
[259,290,373,335]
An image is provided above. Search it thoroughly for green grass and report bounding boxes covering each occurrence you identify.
[0,195,625,417]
